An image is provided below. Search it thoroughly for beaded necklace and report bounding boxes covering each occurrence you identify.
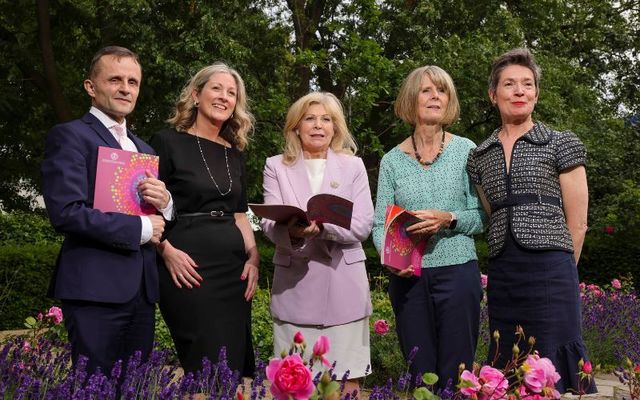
[194,132,233,196]
[411,129,445,166]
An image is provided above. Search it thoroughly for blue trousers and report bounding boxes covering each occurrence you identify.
[388,260,481,389]
[62,284,155,377]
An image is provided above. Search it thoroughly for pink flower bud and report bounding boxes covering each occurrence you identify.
[582,360,593,374]
[480,274,488,289]
[37,313,43,321]
[293,331,305,344]
[312,335,331,367]
[374,319,389,336]
[611,279,622,290]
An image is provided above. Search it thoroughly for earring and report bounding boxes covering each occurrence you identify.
[295,129,299,136]
[194,101,199,108]
[230,113,234,119]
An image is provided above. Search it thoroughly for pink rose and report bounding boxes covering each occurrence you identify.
[522,355,561,393]
[579,282,585,291]
[611,279,622,290]
[481,274,488,289]
[293,331,305,344]
[374,319,389,336]
[46,306,63,325]
[459,370,481,396]
[22,340,31,352]
[478,366,508,400]
[582,360,593,374]
[37,313,43,321]
[266,354,315,400]
[312,335,331,367]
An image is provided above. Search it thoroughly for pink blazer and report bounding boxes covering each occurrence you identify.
[261,149,374,326]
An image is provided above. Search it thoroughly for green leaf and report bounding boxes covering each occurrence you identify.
[422,372,439,385]
[24,316,37,328]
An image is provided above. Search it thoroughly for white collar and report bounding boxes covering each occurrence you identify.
[89,106,127,131]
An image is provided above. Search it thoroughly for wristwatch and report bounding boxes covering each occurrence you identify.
[448,212,458,230]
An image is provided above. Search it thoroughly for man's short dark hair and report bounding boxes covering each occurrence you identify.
[88,46,140,79]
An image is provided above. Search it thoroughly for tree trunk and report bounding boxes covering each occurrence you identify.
[36,0,72,122]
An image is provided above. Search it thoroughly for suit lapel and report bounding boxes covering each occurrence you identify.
[82,113,121,149]
[285,152,314,209]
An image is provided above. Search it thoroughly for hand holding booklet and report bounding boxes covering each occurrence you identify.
[249,193,353,230]
[93,146,159,216]
[381,204,428,277]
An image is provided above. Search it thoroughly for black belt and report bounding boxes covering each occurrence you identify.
[490,193,561,213]
[179,211,229,217]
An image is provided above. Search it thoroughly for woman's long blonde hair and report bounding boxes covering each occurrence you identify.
[282,92,357,165]
[167,62,254,150]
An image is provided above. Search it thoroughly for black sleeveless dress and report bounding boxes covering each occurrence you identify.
[150,128,254,375]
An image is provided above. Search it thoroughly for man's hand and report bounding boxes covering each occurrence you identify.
[138,170,170,210]
[148,215,165,245]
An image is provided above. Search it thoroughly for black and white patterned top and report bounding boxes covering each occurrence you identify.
[467,122,586,258]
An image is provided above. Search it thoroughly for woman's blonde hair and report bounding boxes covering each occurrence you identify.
[282,92,357,165]
[394,65,460,128]
[167,62,254,150]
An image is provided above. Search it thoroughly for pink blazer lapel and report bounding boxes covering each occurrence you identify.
[284,153,314,209]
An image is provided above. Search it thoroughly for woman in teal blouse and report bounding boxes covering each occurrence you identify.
[373,65,486,390]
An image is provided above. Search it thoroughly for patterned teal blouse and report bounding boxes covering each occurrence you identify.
[373,135,487,268]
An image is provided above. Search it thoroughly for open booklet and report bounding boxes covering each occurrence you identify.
[380,204,427,277]
[249,193,353,230]
[93,146,159,216]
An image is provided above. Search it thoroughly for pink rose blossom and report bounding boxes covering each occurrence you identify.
[582,360,593,374]
[312,335,331,367]
[459,370,481,396]
[266,354,315,400]
[522,355,561,394]
[22,340,31,352]
[293,331,305,344]
[481,274,488,289]
[46,306,63,325]
[611,279,622,289]
[579,282,585,291]
[478,366,508,400]
[374,319,389,336]
[37,313,43,321]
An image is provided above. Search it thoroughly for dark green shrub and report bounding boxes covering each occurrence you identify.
[0,243,60,329]
[0,211,62,245]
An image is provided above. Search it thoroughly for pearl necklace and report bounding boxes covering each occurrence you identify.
[194,132,233,196]
[411,129,445,166]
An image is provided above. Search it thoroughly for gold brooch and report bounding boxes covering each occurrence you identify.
[330,181,339,189]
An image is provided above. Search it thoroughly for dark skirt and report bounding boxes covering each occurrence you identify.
[487,233,596,394]
[158,215,255,376]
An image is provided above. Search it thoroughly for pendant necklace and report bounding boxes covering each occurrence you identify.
[411,129,445,166]
[194,132,233,196]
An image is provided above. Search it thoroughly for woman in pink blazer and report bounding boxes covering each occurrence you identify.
[261,92,374,396]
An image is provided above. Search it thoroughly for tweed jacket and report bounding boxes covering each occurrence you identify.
[467,122,586,258]
[260,149,374,327]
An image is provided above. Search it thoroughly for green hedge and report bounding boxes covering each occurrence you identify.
[0,243,60,329]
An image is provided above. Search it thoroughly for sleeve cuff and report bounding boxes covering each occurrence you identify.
[140,216,152,244]
[159,192,174,221]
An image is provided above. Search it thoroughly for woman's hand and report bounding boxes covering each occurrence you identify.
[138,170,170,210]
[386,265,416,278]
[287,217,321,239]
[241,263,259,301]
[406,209,453,236]
[159,241,202,289]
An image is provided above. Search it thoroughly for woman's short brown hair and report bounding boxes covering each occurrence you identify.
[394,65,460,128]
[488,48,542,94]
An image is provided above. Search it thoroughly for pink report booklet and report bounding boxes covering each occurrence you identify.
[93,146,159,216]
[381,204,427,276]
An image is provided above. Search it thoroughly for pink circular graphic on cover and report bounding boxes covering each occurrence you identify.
[110,154,157,215]
[389,218,414,256]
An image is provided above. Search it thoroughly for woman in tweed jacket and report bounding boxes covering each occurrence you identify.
[467,48,595,394]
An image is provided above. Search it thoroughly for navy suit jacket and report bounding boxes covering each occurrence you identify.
[41,113,159,304]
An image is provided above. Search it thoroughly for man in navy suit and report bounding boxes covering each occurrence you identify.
[41,46,172,376]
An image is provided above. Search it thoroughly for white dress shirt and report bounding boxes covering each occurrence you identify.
[90,107,174,244]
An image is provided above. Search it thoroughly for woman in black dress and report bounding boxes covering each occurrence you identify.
[467,48,595,393]
[150,63,258,375]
